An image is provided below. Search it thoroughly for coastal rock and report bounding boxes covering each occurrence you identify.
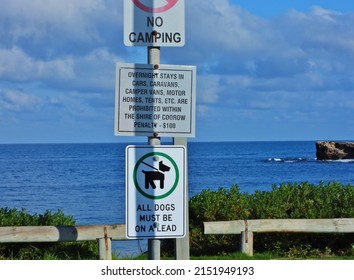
[316,141,354,160]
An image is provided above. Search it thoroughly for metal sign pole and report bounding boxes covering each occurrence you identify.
[123,0,190,261]
[173,137,190,259]
[147,45,161,260]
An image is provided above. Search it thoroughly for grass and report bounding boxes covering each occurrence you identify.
[119,251,354,260]
[1,182,354,260]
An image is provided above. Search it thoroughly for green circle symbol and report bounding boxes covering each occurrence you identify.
[133,152,179,200]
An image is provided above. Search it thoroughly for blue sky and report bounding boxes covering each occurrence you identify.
[1,0,354,143]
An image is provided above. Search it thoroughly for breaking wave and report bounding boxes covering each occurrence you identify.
[266,157,314,163]
[266,157,354,163]
[321,159,354,163]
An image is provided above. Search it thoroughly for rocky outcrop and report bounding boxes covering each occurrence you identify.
[316,141,354,160]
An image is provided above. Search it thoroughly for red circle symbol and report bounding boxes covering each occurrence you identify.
[132,0,178,13]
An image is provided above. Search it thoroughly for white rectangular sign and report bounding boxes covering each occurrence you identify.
[115,63,196,137]
[124,0,185,47]
[126,145,186,239]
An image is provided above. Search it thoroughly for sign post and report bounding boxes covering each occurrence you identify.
[120,0,191,260]
[147,45,162,260]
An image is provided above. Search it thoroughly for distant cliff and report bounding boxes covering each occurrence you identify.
[316,141,354,160]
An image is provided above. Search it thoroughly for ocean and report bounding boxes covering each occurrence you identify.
[1,141,353,256]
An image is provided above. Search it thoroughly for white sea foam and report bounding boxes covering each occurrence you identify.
[322,159,354,163]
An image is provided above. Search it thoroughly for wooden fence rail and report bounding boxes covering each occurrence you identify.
[204,218,354,256]
[0,224,127,260]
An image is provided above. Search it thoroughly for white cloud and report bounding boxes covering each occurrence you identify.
[0,0,118,44]
[0,46,124,91]
[310,5,342,22]
[184,0,354,87]
[181,1,354,132]
[0,90,43,112]
[1,0,354,142]
[198,75,222,104]
[0,47,74,81]
[187,0,268,53]
[65,48,122,91]
[197,104,210,116]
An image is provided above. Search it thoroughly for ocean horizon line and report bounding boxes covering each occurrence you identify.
[1,139,353,146]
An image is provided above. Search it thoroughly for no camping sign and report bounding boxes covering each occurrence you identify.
[124,0,185,47]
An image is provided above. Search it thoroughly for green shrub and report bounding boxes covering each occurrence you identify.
[0,208,75,226]
[0,208,98,260]
[188,185,250,255]
[188,182,354,257]
[249,181,354,219]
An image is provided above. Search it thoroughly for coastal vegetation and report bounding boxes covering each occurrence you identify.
[188,181,354,258]
[0,208,98,260]
[0,181,353,259]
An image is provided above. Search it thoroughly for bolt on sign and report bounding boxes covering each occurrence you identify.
[124,0,185,47]
[126,145,186,238]
[115,63,196,137]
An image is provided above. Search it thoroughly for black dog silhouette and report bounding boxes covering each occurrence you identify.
[142,170,165,189]
[141,160,171,190]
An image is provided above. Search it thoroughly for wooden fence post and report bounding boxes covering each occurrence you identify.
[240,231,253,256]
[204,218,354,256]
[0,224,127,260]
[98,238,112,260]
